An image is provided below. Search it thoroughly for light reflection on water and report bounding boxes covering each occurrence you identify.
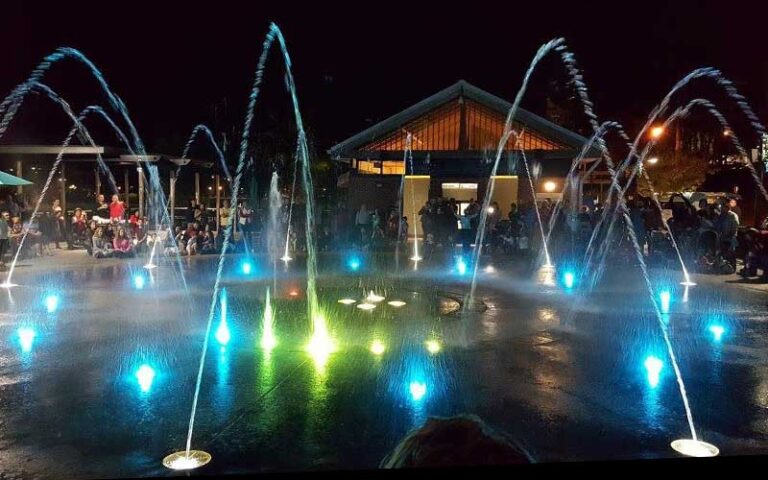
[9,256,768,469]
[536,307,559,324]
[215,346,233,422]
[17,327,36,354]
[641,355,663,425]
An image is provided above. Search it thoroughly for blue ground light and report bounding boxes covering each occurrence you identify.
[563,271,575,289]
[133,274,146,290]
[455,256,467,276]
[659,290,671,313]
[241,260,253,275]
[17,328,36,354]
[216,320,231,346]
[44,294,60,313]
[644,355,664,389]
[409,381,427,402]
[135,364,156,393]
[708,324,725,342]
[347,255,361,271]
[216,289,231,346]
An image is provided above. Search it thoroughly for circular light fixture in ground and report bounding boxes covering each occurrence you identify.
[0,282,18,289]
[680,281,696,286]
[370,340,386,355]
[144,263,157,270]
[387,300,406,307]
[410,255,423,261]
[670,439,719,457]
[425,339,441,354]
[338,298,357,305]
[366,292,385,303]
[162,450,212,470]
[357,302,376,311]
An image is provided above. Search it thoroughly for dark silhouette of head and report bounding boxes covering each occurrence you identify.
[381,415,531,468]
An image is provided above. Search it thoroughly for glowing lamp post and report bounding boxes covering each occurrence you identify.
[650,126,665,139]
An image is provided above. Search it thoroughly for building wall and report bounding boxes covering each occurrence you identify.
[345,175,401,213]
[488,176,518,218]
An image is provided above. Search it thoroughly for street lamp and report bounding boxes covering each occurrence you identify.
[650,126,665,139]
[543,181,557,192]
[647,157,659,165]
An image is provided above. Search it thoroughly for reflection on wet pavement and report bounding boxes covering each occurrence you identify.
[0,254,766,477]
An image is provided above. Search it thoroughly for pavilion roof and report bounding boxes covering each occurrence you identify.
[328,80,600,159]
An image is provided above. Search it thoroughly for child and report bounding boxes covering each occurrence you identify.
[399,216,409,243]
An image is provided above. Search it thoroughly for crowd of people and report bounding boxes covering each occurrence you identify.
[326,191,768,281]
[0,188,271,270]
[2,184,767,282]
[0,193,152,269]
[347,196,552,257]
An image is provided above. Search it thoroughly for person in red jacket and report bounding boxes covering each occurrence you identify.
[109,194,126,222]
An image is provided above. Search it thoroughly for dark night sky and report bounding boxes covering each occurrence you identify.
[1,0,766,155]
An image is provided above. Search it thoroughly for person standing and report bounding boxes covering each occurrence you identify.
[727,197,742,222]
[715,203,739,251]
[0,211,9,270]
[399,216,409,243]
[355,203,370,245]
[51,199,65,249]
[508,203,522,251]
[238,200,254,245]
[219,199,231,232]
[109,194,126,222]
[418,200,432,242]
[183,198,195,227]
[95,194,110,220]
[194,203,204,226]
[464,199,481,249]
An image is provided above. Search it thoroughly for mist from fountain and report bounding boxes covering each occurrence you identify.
[268,171,282,290]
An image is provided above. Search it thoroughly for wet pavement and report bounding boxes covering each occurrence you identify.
[0,250,766,478]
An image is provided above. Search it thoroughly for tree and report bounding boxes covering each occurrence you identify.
[638,149,709,196]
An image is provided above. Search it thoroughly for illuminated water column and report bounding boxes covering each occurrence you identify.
[261,288,277,352]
